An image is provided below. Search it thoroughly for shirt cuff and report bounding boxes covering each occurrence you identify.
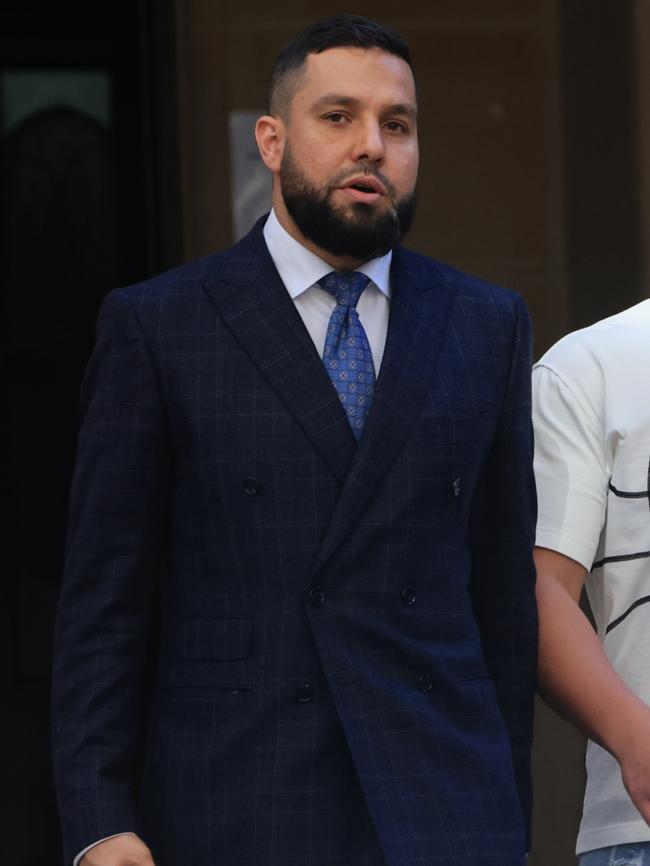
[73,832,136,866]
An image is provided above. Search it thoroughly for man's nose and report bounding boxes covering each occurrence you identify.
[352,121,385,163]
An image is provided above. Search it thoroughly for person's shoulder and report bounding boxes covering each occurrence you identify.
[396,246,524,314]
[115,217,270,307]
[93,249,230,336]
[596,297,650,336]
[536,299,650,376]
[117,250,226,305]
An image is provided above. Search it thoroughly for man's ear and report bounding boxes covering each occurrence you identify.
[255,115,285,173]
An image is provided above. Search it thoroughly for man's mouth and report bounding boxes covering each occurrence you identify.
[339,175,386,203]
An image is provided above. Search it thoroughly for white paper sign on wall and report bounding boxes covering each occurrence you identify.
[229,110,273,240]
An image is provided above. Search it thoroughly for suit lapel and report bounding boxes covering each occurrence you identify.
[309,247,459,575]
[202,221,357,485]
[202,221,458,571]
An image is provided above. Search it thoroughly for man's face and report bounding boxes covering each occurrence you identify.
[275,47,419,265]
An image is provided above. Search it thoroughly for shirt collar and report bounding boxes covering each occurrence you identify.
[263,208,392,300]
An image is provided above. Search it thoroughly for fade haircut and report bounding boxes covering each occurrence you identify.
[269,14,413,118]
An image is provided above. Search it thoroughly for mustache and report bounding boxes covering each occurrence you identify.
[328,163,397,200]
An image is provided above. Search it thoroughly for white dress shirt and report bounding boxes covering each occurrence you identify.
[263,208,392,373]
[73,211,392,866]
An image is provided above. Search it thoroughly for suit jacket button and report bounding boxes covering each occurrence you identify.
[452,477,462,497]
[400,587,416,606]
[417,672,433,693]
[308,588,326,607]
[296,683,314,703]
[244,477,261,496]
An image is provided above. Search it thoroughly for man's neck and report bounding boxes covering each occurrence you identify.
[272,198,367,272]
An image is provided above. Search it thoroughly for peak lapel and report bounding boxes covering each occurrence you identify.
[201,223,356,485]
[310,248,459,575]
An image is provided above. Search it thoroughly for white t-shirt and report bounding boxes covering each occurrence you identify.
[532,299,650,855]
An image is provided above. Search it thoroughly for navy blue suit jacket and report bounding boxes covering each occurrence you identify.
[52,218,537,866]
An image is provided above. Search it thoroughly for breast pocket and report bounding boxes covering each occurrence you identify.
[399,409,496,534]
[412,409,496,447]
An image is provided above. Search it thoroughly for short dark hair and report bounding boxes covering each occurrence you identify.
[269,14,413,117]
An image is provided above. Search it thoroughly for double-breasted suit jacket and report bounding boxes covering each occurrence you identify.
[52,217,538,866]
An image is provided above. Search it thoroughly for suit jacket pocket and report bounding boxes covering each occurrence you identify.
[179,614,253,662]
[412,408,495,446]
[152,685,256,736]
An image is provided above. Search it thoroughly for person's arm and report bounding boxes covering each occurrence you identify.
[468,292,538,842]
[52,288,170,864]
[535,546,650,825]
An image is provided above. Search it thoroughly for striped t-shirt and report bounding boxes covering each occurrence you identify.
[533,298,650,855]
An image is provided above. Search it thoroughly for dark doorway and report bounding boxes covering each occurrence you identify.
[561,0,643,330]
[1,3,180,863]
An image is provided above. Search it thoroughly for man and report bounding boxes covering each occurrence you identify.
[533,300,650,865]
[53,15,538,866]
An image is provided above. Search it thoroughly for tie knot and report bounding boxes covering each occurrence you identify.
[321,271,370,309]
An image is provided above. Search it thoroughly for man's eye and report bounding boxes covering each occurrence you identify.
[385,121,407,133]
[325,113,347,124]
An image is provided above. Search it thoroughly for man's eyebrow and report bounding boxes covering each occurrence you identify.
[385,102,418,120]
[312,94,417,119]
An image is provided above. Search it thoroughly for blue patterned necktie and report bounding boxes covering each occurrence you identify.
[320,271,375,440]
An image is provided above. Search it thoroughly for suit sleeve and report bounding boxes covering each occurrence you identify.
[52,288,171,863]
[468,292,538,845]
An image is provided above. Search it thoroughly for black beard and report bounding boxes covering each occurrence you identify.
[280,149,417,262]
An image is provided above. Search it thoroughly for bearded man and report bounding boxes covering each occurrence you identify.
[52,15,538,866]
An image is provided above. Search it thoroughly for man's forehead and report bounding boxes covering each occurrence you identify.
[298,47,416,104]
[304,45,413,76]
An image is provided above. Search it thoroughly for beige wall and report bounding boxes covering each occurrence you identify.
[173,4,588,864]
